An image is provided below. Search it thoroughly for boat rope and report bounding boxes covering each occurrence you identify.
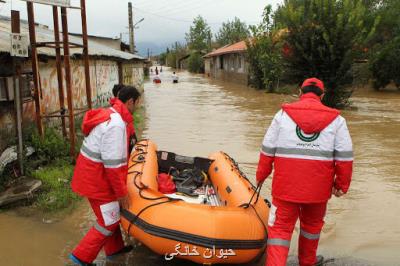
[225,153,269,249]
[238,181,264,209]
[222,152,267,210]
[222,152,257,190]
[249,204,269,257]
[124,139,182,235]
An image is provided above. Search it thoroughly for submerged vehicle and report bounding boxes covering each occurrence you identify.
[121,140,270,264]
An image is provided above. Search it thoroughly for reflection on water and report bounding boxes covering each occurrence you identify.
[0,68,399,265]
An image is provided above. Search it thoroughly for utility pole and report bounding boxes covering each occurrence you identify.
[128,2,134,53]
[175,42,178,69]
[11,10,24,176]
[80,0,92,110]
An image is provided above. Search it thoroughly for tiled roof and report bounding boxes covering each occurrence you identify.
[204,40,247,58]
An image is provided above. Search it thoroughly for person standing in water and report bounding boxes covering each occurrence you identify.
[256,78,353,266]
[172,71,179,83]
[70,86,141,266]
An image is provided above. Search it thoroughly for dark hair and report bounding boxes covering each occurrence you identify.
[118,85,141,103]
[301,86,323,96]
[112,84,123,97]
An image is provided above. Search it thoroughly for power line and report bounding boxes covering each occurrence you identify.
[133,5,259,25]
[133,0,176,11]
[135,0,199,14]
[133,6,199,23]
[153,0,214,16]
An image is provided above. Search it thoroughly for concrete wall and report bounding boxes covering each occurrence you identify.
[204,58,211,77]
[0,58,144,151]
[205,52,248,85]
[122,62,144,93]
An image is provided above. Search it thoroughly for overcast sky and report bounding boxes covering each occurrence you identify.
[0,0,282,49]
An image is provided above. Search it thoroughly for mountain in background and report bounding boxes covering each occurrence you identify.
[135,42,169,57]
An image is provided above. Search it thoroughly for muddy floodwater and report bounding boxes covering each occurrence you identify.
[0,67,399,266]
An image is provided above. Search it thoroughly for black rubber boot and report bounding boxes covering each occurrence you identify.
[106,245,134,260]
[314,255,324,266]
[69,254,96,266]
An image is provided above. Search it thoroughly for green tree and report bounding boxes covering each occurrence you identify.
[367,0,400,90]
[275,0,370,108]
[216,17,250,46]
[187,52,204,73]
[246,5,284,92]
[370,36,400,90]
[164,42,188,69]
[186,15,212,53]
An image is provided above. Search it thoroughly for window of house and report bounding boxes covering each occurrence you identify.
[238,54,242,69]
[220,56,224,69]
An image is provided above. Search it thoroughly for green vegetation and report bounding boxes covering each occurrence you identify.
[158,0,398,102]
[186,15,212,53]
[27,127,71,162]
[31,160,79,212]
[367,0,400,90]
[273,0,371,108]
[216,17,249,47]
[245,0,400,106]
[187,52,204,73]
[26,127,79,212]
[370,37,400,90]
[163,43,187,69]
[0,125,80,212]
[184,16,212,73]
[247,5,284,92]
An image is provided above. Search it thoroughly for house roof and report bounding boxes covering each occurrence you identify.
[204,40,247,58]
[0,16,144,61]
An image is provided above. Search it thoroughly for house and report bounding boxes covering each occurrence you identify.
[69,33,131,53]
[203,40,248,85]
[0,16,145,151]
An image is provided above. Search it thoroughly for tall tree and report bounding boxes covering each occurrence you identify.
[275,0,370,108]
[368,0,400,89]
[246,5,284,91]
[216,17,250,46]
[186,15,212,53]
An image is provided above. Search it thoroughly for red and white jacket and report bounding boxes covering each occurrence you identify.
[256,93,353,203]
[71,100,132,201]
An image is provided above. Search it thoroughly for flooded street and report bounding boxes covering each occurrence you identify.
[0,67,399,265]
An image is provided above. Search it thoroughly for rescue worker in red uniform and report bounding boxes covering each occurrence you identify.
[69,85,141,266]
[256,78,353,266]
[111,84,137,152]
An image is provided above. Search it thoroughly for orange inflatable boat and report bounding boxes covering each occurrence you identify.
[121,140,270,264]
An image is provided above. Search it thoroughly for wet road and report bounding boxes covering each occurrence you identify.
[0,67,399,265]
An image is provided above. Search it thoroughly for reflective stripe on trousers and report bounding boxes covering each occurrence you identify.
[267,238,290,248]
[300,229,320,240]
[94,222,113,237]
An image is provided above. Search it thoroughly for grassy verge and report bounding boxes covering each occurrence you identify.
[31,159,80,213]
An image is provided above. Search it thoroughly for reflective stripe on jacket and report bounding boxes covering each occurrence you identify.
[72,109,128,201]
[256,93,353,203]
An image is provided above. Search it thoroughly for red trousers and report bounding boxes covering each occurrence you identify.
[266,198,327,266]
[72,198,125,263]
